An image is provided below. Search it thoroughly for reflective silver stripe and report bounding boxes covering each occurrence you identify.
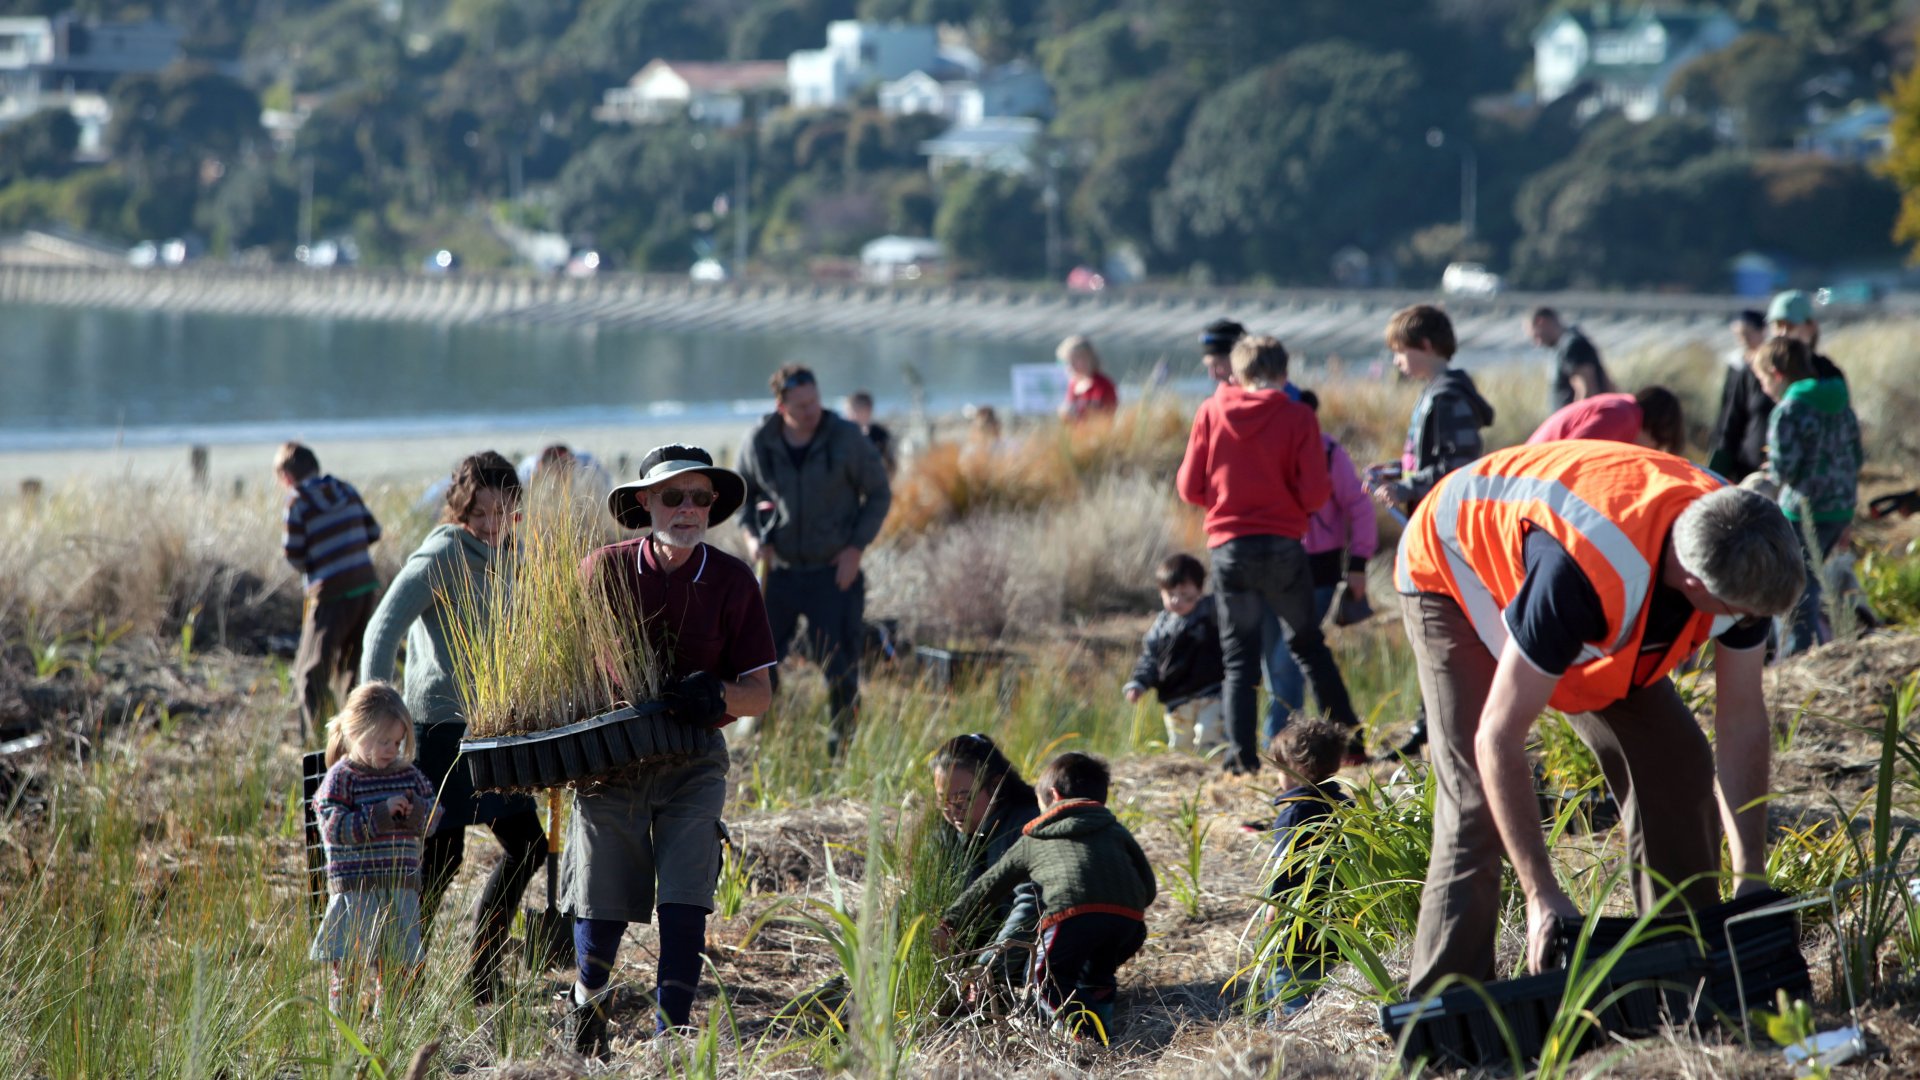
[1431,473,1653,656]
[1394,529,1417,594]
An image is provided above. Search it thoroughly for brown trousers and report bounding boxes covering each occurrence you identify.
[294,589,379,744]
[1401,592,1722,996]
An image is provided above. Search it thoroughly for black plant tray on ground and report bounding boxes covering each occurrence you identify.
[460,702,696,792]
[1381,889,1812,1070]
[301,749,328,923]
[1545,887,1812,1023]
[913,645,1018,691]
[1380,941,1697,1070]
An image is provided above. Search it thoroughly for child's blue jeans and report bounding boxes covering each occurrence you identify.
[1779,520,1848,659]
[1263,585,1337,744]
[1265,954,1328,1020]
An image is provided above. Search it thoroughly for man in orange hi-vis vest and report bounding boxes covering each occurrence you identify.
[1394,440,1805,995]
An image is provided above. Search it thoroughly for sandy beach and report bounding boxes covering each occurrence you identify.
[0,418,764,491]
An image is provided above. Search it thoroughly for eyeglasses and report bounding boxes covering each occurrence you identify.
[780,371,817,391]
[656,489,716,508]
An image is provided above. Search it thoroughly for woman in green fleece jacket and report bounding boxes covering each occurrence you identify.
[940,751,1155,1041]
[359,450,544,1004]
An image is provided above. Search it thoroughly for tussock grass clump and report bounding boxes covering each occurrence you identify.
[441,482,663,738]
[869,472,1200,644]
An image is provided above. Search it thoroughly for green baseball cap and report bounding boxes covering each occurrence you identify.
[1766,290,1813,325]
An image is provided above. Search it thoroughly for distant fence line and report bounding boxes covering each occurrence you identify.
[0,263,1852,357]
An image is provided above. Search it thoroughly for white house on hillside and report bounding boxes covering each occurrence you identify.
[595,59,787,127]
[880,60,1052,124]
[0,13,184,156]
[1533,5,1741,122]
[788,20,940,109]
[918,116,1042,176]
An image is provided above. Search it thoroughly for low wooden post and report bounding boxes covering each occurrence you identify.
[189,445,209,490]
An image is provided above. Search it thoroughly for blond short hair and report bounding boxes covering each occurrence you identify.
[1230,335,1289,385]
[1055,334,1100,372]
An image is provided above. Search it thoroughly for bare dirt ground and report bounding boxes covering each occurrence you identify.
[4,631,1918,1078]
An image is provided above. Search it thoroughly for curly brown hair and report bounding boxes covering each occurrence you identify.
[1268,717,1348,785]
[441,450,522,525]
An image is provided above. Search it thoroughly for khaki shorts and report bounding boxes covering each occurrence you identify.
[559,731,729,923]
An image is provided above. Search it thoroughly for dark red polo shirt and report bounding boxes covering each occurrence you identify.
[583,539,777,724]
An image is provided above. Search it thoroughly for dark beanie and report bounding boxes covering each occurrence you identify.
[1201,318,1246,355]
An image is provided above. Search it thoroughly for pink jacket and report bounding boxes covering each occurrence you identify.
[1302,436,1378,561]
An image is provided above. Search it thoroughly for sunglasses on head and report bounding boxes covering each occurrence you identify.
[655,489,716,508]
[781,371,816,390]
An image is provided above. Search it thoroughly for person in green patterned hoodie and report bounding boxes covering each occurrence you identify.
[939,751,1155,1041]
[1753,336,1862,657]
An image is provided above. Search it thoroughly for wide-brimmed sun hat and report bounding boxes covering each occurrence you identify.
[607,444,746,530]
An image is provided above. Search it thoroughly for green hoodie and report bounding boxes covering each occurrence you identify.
[1766,377,1862,524]
[943,799,1156,933]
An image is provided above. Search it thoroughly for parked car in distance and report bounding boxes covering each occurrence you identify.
[297,237,360,269]
[1066,265,1107,292]
[1441,261,1503,297]
[689,258,729,282]
[565,249,601,278]
[1815,281,1882,309]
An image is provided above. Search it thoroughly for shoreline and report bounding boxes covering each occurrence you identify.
[0,418,761,490]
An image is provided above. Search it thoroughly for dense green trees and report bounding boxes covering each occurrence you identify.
[0,0,1908,285]
[1154,42,1445,281]
[0,109,78,185]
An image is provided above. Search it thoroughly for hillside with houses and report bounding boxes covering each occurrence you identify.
[0,0,1915,292]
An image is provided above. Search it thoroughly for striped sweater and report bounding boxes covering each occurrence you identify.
[313,759,435,894]
[283,475,382,598]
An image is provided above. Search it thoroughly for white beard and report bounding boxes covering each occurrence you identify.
[654,522,708,550]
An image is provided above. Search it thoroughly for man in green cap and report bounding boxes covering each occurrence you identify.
[1765,290,1847,384]
[1712,291,1847,481]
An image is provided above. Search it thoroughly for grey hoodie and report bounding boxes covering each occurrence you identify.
[360,524,498,728]
[737,410,892,568]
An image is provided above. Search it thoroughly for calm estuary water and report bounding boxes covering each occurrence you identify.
[0,303,1186,451]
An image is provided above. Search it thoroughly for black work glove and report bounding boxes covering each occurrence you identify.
[663,671,728,727]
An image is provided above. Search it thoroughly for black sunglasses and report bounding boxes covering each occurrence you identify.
[656,489,716,508]
[781,371,817,390]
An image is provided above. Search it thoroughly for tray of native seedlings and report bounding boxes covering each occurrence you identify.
[447,483,680,792]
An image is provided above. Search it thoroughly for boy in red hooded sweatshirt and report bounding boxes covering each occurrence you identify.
[1177,336,1364,774]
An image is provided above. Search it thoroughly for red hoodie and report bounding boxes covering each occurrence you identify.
[1176,385,1330,545]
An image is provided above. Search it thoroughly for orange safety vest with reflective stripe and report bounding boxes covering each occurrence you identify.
[1394,441,1731,714]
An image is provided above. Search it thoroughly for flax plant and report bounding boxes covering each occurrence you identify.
[441,480,664,738]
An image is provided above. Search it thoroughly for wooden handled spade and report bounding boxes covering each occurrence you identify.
[525,788,574,973]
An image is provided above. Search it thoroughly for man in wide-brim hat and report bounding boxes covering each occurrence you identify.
[562,444,776,1056]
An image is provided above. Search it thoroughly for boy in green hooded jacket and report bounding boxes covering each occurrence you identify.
[1753,336,1862,657]
[939,751,1155,1040]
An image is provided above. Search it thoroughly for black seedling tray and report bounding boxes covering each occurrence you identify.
[1381,941,1695,1070]
[460,702,695,791]
[913,645,1016,691]
[1546,887,1811,1021]
[1382,890,1811,1070]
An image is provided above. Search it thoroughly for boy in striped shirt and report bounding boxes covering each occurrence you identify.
[278,441,383,743]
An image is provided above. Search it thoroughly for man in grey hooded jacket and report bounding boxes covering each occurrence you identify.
[738,364,892,755]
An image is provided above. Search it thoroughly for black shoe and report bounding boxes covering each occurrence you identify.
[1375,721,1428,762]
[1221,755,1257,777]
[1342,730,1368,767]
[566,994,611,1060]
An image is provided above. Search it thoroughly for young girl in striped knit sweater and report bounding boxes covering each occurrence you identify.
[310,682,440,1016]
